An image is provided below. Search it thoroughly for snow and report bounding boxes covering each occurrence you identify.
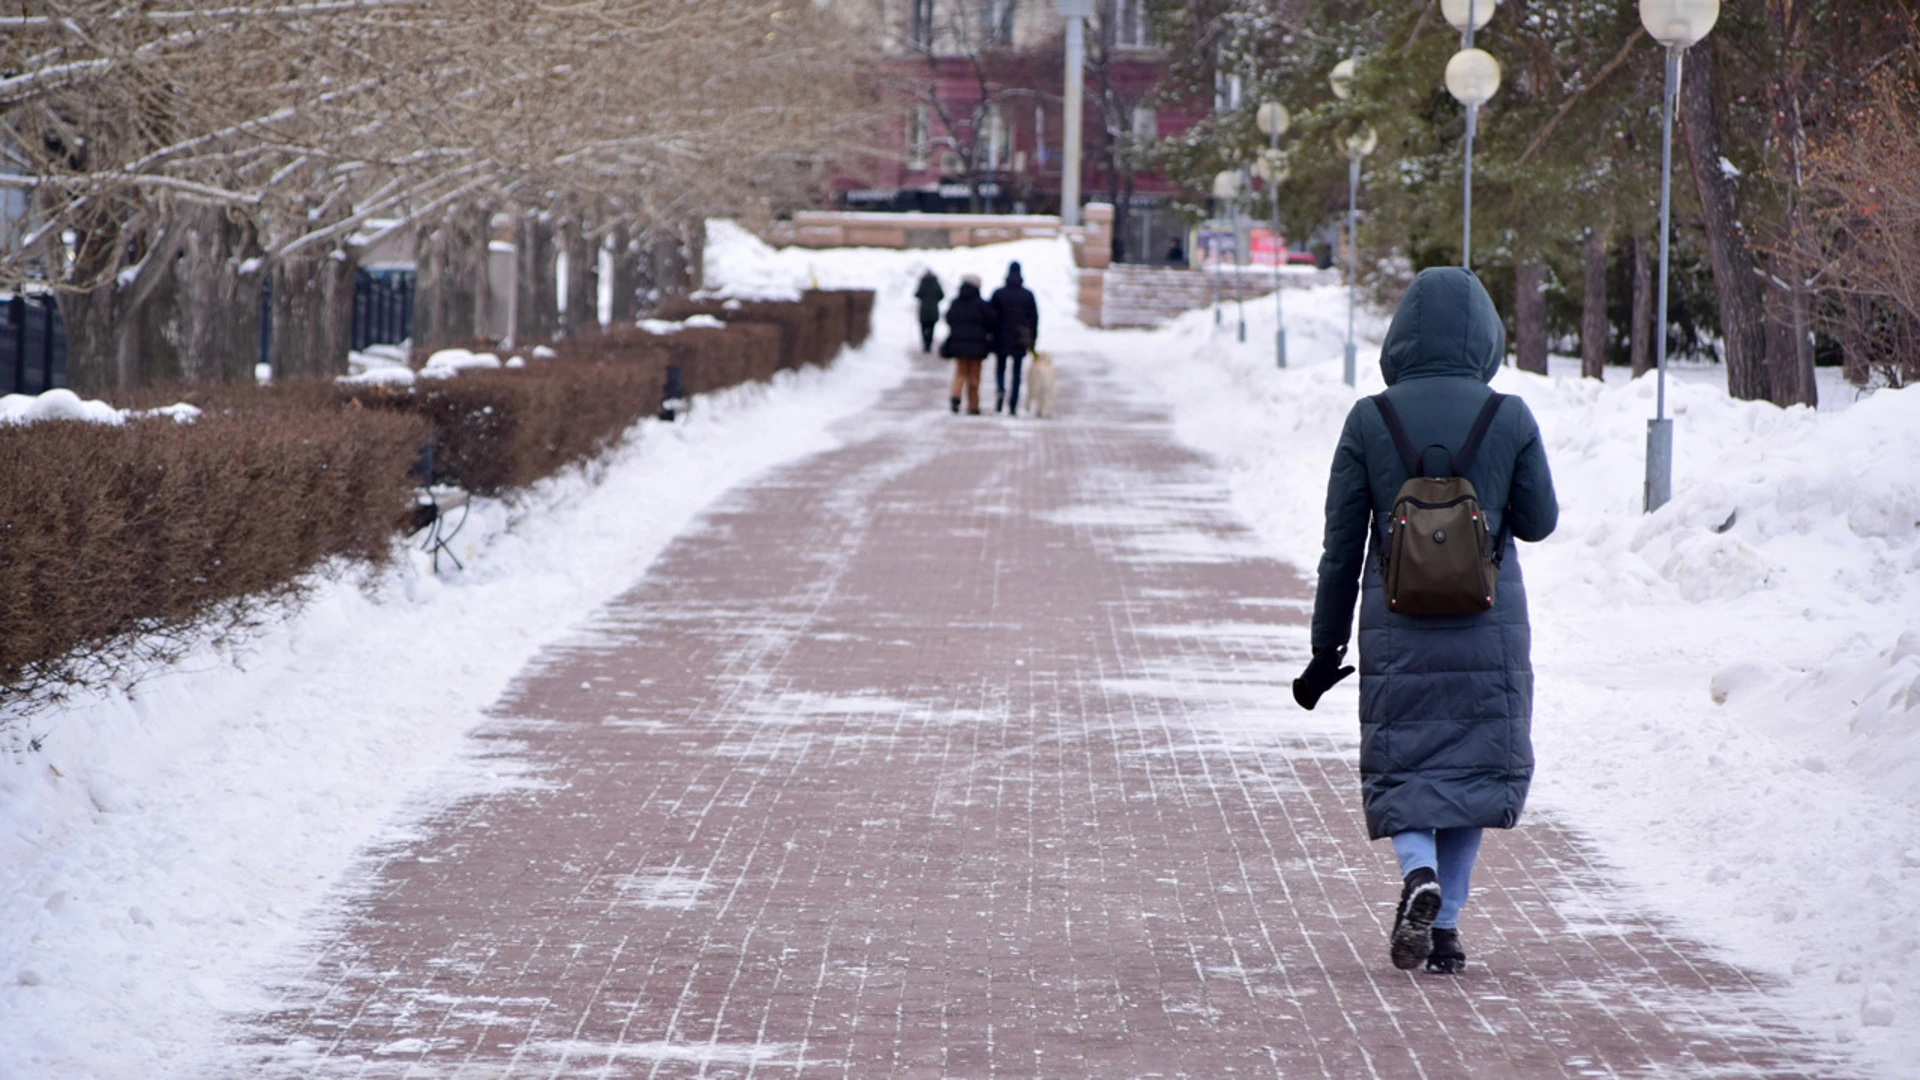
[421,347,501,374]
[1094,281,1920,1076]
[5,218,1915,1078]
[1,389,200,427]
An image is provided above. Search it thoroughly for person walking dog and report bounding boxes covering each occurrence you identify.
[988,261,1039,415]
[1293,267,1558,975]
[941,274,997,415]
[914,269,944,354]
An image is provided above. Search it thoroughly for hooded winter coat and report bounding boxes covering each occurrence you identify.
[988,263,1039,355]
[1309,267,1559,840]
[915,272,945,325]
[941,282,997,359]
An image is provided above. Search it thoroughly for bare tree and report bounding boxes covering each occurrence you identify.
[1,0,876,388]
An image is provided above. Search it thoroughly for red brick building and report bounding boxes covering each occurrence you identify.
[828,0,1206,264]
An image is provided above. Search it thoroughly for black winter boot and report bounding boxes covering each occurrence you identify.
[1426,928,1467,974]
[950,396,961,414]
[1389,867,1442,970]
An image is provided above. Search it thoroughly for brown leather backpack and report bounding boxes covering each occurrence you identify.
[1372,393,1508,616]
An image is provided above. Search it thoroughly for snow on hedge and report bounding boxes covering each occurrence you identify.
[1,389,201,427]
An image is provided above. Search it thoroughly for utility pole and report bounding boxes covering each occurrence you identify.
[1057,1,1091,227]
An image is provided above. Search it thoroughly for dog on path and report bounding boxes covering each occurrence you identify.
[1026,350,1057,418]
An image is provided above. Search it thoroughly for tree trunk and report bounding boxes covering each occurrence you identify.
[1514,259,1548,375]
[1764,256,1817,407]
[170,203,264,384]
[1678,41,1770,400]
[413,207,487,352]
[270,247,355,379]
[559,212,596,338]
[607,222,641,324]
[1580,221,1611,380]
[1630,232,1653,378]
[62,216,199,392]
[515,210,557,344]
[650,226,694,297]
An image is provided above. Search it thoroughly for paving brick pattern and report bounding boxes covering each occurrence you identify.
[241,352,1846,1079]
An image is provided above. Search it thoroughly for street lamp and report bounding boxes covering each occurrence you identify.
[1640,0,1719,512]
[1443,47,1501,270]
[1341,123,1377,389]
[1213,169,1247,343]
[1256,101,1291,368]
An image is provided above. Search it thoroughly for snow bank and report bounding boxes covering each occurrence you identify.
[702,219,1085,335]
[1103,285,1920,1076]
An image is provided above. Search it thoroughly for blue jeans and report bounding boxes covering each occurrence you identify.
[994,351,1025,412]
[1391,827,1483,930]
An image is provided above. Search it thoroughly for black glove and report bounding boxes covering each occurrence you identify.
[1292,647,1355,711]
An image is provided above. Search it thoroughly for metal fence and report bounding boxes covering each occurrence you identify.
[2,267,411,395]
[352,268,414,351]
[1,293,66,395]
[258,267,417,372]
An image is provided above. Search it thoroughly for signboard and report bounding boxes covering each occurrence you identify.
[1249,227,1289,267]
[1195,229,1237,268]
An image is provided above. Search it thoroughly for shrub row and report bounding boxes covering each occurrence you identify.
[653,289,870,373]
[0,404,428,707]
[1,290,872,714]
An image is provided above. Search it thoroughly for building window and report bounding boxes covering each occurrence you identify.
[1131,105,1158,143]
[908,0,935,48]
[981,0,1016,47]
[1115,0,1153,48]
[981,103,1010,170]
[906,105,931,170]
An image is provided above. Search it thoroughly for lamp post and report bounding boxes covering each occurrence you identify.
[1057,0,1093,227]
[1640,0,1719,512]
[1256,101,1290,367]
[1440,0,1500,269]
[1328,61,1374,386]
[1212,169,1247,343]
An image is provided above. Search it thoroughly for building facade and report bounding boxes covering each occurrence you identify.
[828,0,1201,264]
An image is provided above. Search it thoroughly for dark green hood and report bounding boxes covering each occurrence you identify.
[1379,267,1505,385]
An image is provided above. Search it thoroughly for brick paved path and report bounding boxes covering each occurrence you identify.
[242,351,1845,1079]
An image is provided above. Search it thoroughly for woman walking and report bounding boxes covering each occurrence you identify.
[1293,267,1558,974]
[940,274,997,415]
[914,268,944,354]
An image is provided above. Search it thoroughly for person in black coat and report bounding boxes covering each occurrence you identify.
[1294,267,1559,976]
[914,269,944,353]
[940,275,996,414]
[988,262,1039,414]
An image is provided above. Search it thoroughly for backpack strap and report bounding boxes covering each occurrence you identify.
[1369,394,1424,477]
[1451,393,1507,476]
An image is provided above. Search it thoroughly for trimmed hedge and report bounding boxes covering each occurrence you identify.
[0,404,427,706]
[0,289,871,715]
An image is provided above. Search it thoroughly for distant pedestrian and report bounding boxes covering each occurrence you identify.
[914,269,944,353]
[1165,239,1184,265]
[941,274,996,415]
[1293,267,1559,975]
[988,261,1039,415]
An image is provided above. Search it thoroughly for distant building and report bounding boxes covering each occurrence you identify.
[823,0,1200,264]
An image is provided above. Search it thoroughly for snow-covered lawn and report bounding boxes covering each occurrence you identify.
[3,221,1915,1078]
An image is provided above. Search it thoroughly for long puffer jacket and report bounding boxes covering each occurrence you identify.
[988,264,1039,355]
[1309,267,1560,840]
[941,282,997,360]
